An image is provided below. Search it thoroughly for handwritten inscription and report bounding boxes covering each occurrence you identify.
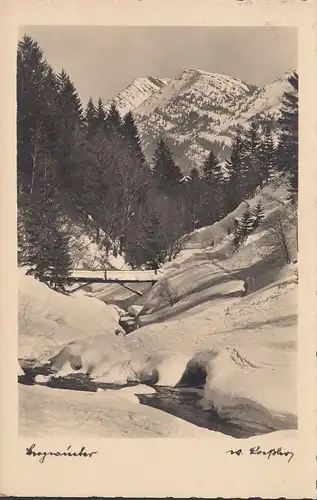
[26,443,98,464]
[226,445,294,463]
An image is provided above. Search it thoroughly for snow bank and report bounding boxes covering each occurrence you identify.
[19,382,297,440]
[201,346,296,431]
[19,271,124,361]
[19,383,216,438]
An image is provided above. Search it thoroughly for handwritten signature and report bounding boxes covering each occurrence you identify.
[226,445,294,463]
[26,443,98,464]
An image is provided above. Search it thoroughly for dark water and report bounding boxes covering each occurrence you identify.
[137,386,261,438]
[18,360,271,439]
[18,362,138,392]
[18,360,53,385]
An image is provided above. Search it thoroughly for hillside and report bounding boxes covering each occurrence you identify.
[107,68,294,171]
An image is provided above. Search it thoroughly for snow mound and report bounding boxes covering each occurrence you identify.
[49,334,130,382]
[111,384,157,403]
[19,270,124,361]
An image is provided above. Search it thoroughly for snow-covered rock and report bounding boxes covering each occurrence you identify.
[127,305,143,317]
[120,315,135,323]
[34,374,51,384]
[114,384,157,403]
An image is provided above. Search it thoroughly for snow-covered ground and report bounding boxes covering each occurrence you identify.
[18,185,298,438]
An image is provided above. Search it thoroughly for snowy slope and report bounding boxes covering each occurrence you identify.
[18,269,125,361]
[112,68,295,171]
[105,76,171,116]
[20,184,297,435]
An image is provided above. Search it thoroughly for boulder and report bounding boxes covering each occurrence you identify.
[34,374,51,384]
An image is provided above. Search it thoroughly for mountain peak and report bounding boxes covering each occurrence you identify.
[105,76,171,116]
[104,69,292,172]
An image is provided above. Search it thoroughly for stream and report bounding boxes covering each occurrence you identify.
[18,361,270,439]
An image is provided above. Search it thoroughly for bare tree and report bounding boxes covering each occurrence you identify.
[159,278,179,307]
[266,210,293,264]
[262,193,298,252]
[79,133,149,249]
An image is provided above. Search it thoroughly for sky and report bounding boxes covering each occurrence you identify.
[22,26,297,106]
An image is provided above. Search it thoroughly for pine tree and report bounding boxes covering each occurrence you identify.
[84,97,98,138]
[277,71,298,202]
[258,124,276,186]
[56,69,83,122]
[244,119,261,195]
[122,110,145,163]
[124,207,167,270]
[252,201,265,229]
[225,128,248,212]
[190,167,200,181]
[201,149,225,221]
[236,207,254,242]
[55,69,84,182]
[104,102,122,134]
[202,149,220,185]
[186,167,204,231]
[152,138,182,189]
[20,179,72,293]
[143,211,166,271]
[96,97,106,125]
[46,229,72,292]
[17,35,53,180]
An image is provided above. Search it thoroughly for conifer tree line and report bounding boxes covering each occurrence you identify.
[17,36,298,290]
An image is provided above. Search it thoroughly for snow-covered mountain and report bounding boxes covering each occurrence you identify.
[105,76,171,116]
[108,68,295,172]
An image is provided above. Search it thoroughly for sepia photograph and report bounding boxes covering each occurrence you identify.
[17,25,299,441]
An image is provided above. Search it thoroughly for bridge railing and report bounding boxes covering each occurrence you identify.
[68,269,159,283]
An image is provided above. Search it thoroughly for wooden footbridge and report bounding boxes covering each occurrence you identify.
[66,269,160,296]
